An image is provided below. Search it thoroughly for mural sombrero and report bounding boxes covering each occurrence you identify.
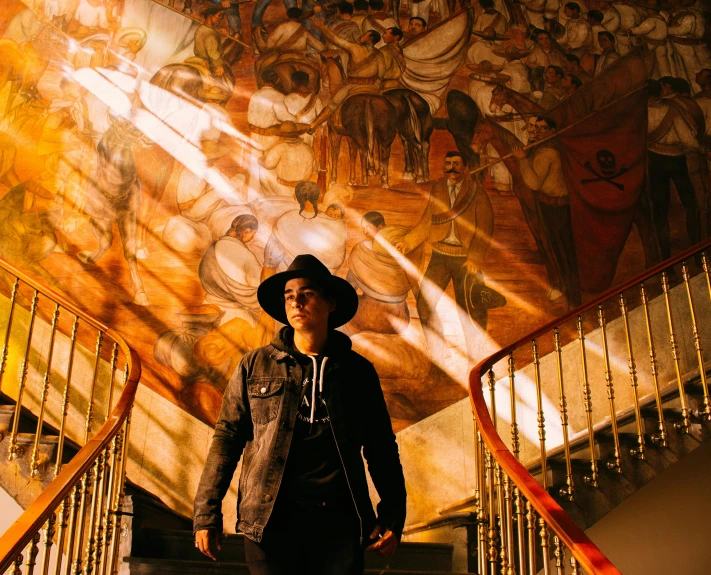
[471,26,510,42]
[467,60,511,84]
[491,43,533,59]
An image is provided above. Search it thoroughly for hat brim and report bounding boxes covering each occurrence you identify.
[471,31,510,41]
[257,268,359,328]
[466,62,504,72]
[265,122,311,137]
[469,72,511,84]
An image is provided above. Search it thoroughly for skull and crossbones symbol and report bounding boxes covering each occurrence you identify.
[581,150,629,191]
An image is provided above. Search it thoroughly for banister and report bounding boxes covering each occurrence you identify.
[468,237,711,573]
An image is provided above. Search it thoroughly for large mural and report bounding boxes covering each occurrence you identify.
[0,0,707,431]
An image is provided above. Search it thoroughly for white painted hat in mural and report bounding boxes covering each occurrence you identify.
[471,27,509,41]
[467,60,511,84]
[490,43,532,60]
[198,86,232,101]
[115,27,147,50]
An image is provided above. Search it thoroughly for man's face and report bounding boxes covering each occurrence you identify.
[284,278,335,332]
[561,75,573,90]
[536,120,553,139]
[409,19,425,36]
[564,7,576,18]
[207,13,221,26]
[527,117,538,141]
[361,221,380,239]
[382,29,396,44]
[661,82,675,97]
[544,68,559,86]
[444,155,465,182]
[696,70,710,89]
[240,228,257,243]
[326,205,344,219]
[562,59,575,74]
[537,33,551,49]
[359,31,374,44]
[599,34,612,51]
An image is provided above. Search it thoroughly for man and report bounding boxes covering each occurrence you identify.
[513,117,581,307]
[309,22,385,130]
[695,69,711,148]
[194,252,407,574]
[363,0,398,36]
[352,0,370,28]
[562,53,592,83]
[622,1,673,78]
[593,31,620,75]
[265,7,326,53]
[559,2,592,58]
[540,65,567,108]
[396,152,494,363]
[409,0,433,26]
[525,29,566,70]
[668,0,711,94]
[609,0,643,54]
[561,72,582,94]
[647,77,702,258]
[587,10,607,56]
[194,7,232,86]
[330,1,363,42]
[258,121,316,197]
[379,27,406,91]
[206,0,245,40]
[492,44,532,94]
[274,71,323,146]
[248,70,286,154]
[407,16,427,38]
[474,0,507,36]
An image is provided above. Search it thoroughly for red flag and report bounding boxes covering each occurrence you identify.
[549,53,648,293]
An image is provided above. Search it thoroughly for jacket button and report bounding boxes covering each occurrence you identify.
[264,494,272,503]
[260,386,267,394]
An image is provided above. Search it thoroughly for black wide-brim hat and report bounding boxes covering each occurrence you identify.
[257,254,359,328]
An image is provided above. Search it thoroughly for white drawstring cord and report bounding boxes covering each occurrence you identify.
[307,356,329,424]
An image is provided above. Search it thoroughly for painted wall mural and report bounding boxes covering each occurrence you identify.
[0,0,707,431]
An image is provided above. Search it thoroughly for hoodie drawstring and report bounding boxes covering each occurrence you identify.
[307,355,328,424]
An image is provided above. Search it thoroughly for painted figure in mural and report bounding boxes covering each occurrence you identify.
[621,0,672,79]
[593,31,620,75]
[540,65,566,108]
[668,0,711,95]
[193,6,236,92]
[362,0,398,48]
[513,117,581,308]
[379,27,405,91]
[408,0,432,27]
[248,70,287,154]
[257,7,325,54]
[258,121,316,197]
[558,2,592,58]
[396,152,494,363]
[194,253,407,573]
[274,70,323,146]
[406,16,427,40]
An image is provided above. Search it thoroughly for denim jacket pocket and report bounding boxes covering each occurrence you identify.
[247,378,285,424]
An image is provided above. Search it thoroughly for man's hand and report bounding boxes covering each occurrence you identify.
[220,0,231,7]
[312,18,326,29]
[195,529,222,561]
[511,145,526,160]
[365,525,399,557]
[462,259,479,277]
[394,241,409,255]
[214,65,225,77]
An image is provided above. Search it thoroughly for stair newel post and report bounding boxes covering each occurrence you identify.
[681,262,711,420]
[39,513,57,575]
[92,446,111,575]
[661,272,691,433]
[104,344,119,422]
[24,532,41,575]
[84,452,105,575]
[531,340,547,490]
[52,497,70,575]
[570,556,580,575]
[619,293,646,459]
[552,536,564,575]
[514,488,526,575]
[71,470,93,575]
[485,447,498,575]
[577,316,599,487]
[538,517,550,575]
[8,289,40,461]
[508,354,520,460]
[55,316,80,477]
[598,305,621,472]
[31,303,61,477]
[553,328,574,501]
[524,501,536,575]
[85,331,104,444]
[63,483,83,575]
[0,277,19,396]
[640,284,667,446]
[108,411,132,575]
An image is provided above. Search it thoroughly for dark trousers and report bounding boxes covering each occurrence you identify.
[416,251,487,364]
[648,151,701,260]
[244,501,363,575]
[535,198,581,307]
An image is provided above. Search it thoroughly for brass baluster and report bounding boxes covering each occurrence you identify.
[532,340,548,490]
[85,331,104,443]
[553,536,564,575]
[84,452,105,575]
[98,434,120,575]
[8,289,39,460]
[92,446,111,575]
[71,471,93,575]
[496,463,508,574]
[598,305,621,472]
[108,412,132,575]
[25,532,41,575]
[682,262,711,420]
[488,369,497,431]
[105,343,119,420]
[502,475,515,575]
[55,316,79,477]
[508,354,520,459]
[641,284,667,446]
[539,518,550,575]
[570,556,580,575]
[30,303,61,477]
[52,498,70,575]
[63,483,82,575]
[514,488,526,574]
[477,427,488,575]
[554,328,574,500]
[485,448,498,575]
[9,554,23,575]
[620,294,646,459]
[39,513,57,575]
[0,278,19,394]
[525,502,536,575]
[661,272,691,432]
[577,316,599,486]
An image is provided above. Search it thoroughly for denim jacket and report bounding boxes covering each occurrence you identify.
[193,328,407,543]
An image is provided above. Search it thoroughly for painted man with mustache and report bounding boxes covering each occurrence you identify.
[396,151,494,365]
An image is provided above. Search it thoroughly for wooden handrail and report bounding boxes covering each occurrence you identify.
[0,258,142,572]
[468,237,711,573]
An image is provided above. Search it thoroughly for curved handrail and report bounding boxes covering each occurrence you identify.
[0,257,142,572]
[469,237,711,573]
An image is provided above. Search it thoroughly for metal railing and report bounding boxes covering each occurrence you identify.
[0,257,140,575]
[469,238,711,574]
